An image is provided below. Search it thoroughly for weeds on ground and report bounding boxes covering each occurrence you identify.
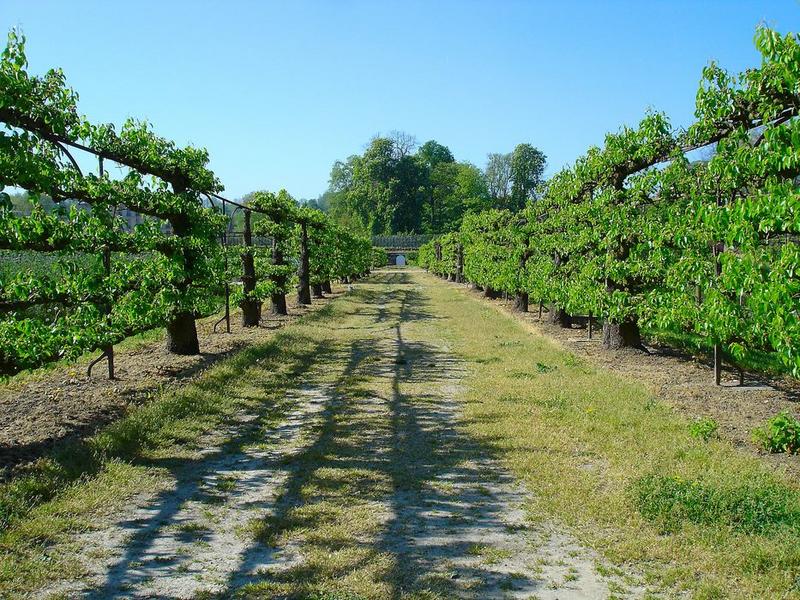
[752,411,800,454]
[632,473,800,534]
[689,417,719,442]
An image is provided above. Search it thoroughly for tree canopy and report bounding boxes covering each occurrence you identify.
[321,134,546,235]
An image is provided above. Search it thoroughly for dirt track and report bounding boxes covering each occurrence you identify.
[37,270,646,599]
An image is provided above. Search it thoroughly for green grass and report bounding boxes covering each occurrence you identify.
[0,299,340,596]
[633,473,800,533]
[424,272,800,598]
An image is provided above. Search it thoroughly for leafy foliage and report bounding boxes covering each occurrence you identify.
[0,31,372,376]
[421,26,800,376]
[325,135,543,235]
[753,412,800,454]
[689,417,719,442]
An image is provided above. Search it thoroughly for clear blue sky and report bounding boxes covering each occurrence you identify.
[2,1,798,200]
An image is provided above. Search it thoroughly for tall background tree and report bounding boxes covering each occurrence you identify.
[484,152,513,209]
[324,134,544,234]
[510,143,547,211]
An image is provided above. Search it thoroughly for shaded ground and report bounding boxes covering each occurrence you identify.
[36,270,646,599]
[0,292,341,476]
[455,281,800,477]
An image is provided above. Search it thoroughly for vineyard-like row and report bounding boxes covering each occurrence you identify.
[0,32,381,377]
[420,27,800,378]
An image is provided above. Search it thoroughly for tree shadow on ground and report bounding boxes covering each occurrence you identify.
[71,325,338,598]
[207,272,544,598]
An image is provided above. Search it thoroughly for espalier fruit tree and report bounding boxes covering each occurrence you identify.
[421,27,800,378]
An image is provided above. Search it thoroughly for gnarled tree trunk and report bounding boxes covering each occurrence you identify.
[165,206,200,354]
[514,291,529,312]
[240,210,260,327]
[455,244,464,283]
[297,222,312,305]
[550,305,572,328]
[166,312,200,354]
[312,283,324,298]
[270,240,288,316]
[322,281,332,294]
[602,319,642,350]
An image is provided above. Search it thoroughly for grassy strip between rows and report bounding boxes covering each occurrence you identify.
[419,272,800,600]
[0,300,341,596]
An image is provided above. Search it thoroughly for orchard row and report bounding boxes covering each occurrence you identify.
[421,27,800,378]
[0,31,380,377]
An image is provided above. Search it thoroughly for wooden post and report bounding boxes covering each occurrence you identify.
[588,311,593,339]
[714,344,722,386]
[297,222,312,305]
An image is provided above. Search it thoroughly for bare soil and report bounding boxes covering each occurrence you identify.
[453,279,800,478]
[0,291,342,476]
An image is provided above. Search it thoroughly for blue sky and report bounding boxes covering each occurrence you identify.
[2,1,798,200]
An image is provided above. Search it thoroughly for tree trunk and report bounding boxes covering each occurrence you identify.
[270,292,287,316]
[241,298,260,327]
[312,283,324,298]
[240,210,260,327]
[322,281,332,294]
[270,241,288,316]
[514,291,529,312]
[601,319,642,350]
[165,200,200,354]
[515,246,531,313]
[484,286,499,299]
[297,222,312,305]
[550,305,572,328]
[455,244,464,283]
[166,312,200,354]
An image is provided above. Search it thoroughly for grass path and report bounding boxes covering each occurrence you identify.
[25,270,639,599]
[10,268,800,598]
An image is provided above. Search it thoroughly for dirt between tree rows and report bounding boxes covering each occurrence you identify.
[0,290,342,476]
[449,278,800,478]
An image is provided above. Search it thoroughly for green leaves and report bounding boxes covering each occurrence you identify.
[423,26,800,377]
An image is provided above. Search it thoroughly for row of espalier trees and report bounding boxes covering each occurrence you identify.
[420,27,800,382]
[0,31,375,378]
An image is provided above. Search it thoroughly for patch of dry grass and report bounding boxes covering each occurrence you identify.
[421,271,800,599]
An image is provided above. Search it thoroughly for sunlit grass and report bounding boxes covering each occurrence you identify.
[0,300,344,596]
[422,271,800,599]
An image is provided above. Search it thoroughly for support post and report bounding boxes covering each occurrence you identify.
[88,156,116,379]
